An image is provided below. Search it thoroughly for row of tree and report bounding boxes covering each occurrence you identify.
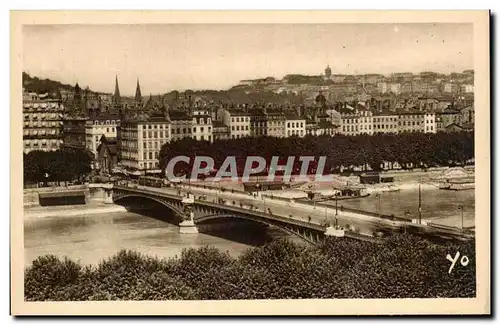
[159,132,474,177]
[23,148,93,185]
[25,234,475,301]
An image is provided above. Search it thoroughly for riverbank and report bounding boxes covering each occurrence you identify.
[23,203,127,219]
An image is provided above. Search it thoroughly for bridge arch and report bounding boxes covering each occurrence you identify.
[195,213,321,244]
[113,194,186,223]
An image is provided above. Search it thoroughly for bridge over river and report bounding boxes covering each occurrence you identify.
[109,184,473,244]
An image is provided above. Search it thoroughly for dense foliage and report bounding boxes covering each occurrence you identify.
[159,132,474,176]
[23,147,93,185]
[25,235,475,300]
[23,72,77,95]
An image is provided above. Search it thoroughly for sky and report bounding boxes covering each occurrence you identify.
[23,23,473,95]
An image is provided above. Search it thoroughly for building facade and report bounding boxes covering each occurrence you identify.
[373,113,399,134]
[285,116,306,137]
[23,92,65,154]
[219,109,252,139]
[62,117,87,149]
[191,110,213,142]
[119,114,171,172]
[85,114,120,157]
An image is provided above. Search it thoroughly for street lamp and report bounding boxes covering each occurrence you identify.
[335,192,339,216]
[375,193,381,216]
[458,205,464,230]
[44,172,49,187]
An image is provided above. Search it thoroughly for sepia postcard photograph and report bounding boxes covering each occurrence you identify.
[10,10,490,316]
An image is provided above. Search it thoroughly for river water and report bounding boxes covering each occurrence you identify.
[24,188,475,267]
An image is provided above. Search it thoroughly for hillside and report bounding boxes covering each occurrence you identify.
[22,72,80,94]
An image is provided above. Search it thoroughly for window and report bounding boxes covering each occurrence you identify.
[149,152,153,160]
[154,125,158,129]
[236,126,239,131]
[154,131,158,138]
[112,127,115,133]
[208,127,211,132]
[148,125,152,129]
[201,127,204,132]
[287,122,290,128]
[231,117,235,122]
[143,142,147,149]
[160,131,163,138]
[148,131,152,138]
[231,126,235,131]
[246,126,249,131]
[143,152,147,159]
[201,135,205,141]
[143,131,147,138]
[193,127,196,133]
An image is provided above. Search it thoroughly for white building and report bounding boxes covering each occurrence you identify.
[285,115,306,137]
[118,114,171,172]
[358,107,373,135]
[424,113,437,134]
[218,109,252,139]
[373,113,399,134]
[192,109,213,142]
[85,114,120,157]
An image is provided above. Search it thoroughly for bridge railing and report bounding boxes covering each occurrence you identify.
[292,197,408,222]
[195,200,326,231]
[113,184,326,231]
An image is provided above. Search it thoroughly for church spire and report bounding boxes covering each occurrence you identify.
[113,75,121,105]
[135,78,142,103]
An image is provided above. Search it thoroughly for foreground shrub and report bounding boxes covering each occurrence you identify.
[25,255,83,301]
[25,235,476,301]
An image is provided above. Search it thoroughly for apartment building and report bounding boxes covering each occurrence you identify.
[285,115,306,137]
[373,113,399,134]
[170,111,193,142]
[423,113,437,134]
[63,117,87,150]
[192,109,213,142]
[85,114,120,157]
[358,107,374,135]
[218,109,252,139]
[118,113,171,172]
[267,111,286,138]
[23,92,65,154]
[398,111,426,133]
[212,120,230,141]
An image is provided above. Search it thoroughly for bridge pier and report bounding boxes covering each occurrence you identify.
[104,188,114,204]
[179,196,199,234]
